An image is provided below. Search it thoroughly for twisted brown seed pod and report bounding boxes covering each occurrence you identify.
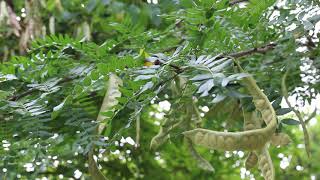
[97,74,123,134]
[150,117,183,150]
[186,139,215,172]
[257,146,275,180]
[242,110,275,180]
[243,110,261,169]
[89,73,123,180]
[245,152,258,169]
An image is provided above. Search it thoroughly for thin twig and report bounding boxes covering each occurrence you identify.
[135,113,141,148]
[281,70,311,157]
[227,43,277,58]
[305,108,317,124]
[229,0,249,6]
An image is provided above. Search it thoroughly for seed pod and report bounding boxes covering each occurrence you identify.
[150,127,169,150]
[97,73,123,134]
[245,152,258,169]
[183,128,271,151]
[186,139,214,172]
[257,147,275,180]
[271,133,292,147]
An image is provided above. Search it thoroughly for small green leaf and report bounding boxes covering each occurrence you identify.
[190,74,212,81]
[272,97,282,109]
[281,118,300,125]
[197,79,214,94]
[276,108,293,115]
[52,96,72,119]
[97,63,109,75]
[91,71,100,80]
[134,75,154,81]
[101,111,114,117]
[212,94,226,103]
[74,85,83,94]
[83,77,92,86]
[227,90,250,99]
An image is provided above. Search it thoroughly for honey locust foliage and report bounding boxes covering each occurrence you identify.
[0,0,320,179]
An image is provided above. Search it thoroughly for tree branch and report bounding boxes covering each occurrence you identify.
[281,70,311,157]
[305,108,317,124]
[227,43,277,58]
[8,76,76,101]
[8,43,277,101]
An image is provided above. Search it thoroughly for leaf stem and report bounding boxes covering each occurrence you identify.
[281,70,311,157]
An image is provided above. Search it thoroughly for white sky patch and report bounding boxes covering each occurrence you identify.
[154,121,161,126]
[281,93,319,126]
[53,160,59,167]
[276,0,286,8]
[269,10,280,21]
[125,137,135,145]
[314,21,320,34]
[51,133,59,139]
[74,169,82,179]
[278,153,284,158]
[225,151,232,158]
[237,151,244,158]
[120,137,126,144]
[23,163,34,172]
[238,2,248,9]
[201,106,209,112]
[309,118,317,126]
[286,23,297,31]
[240,167,246,179]
[155,112,165,119]
[158,100,171,111]
[280,156,291,169]
[296,46,308,52]
[111,149,120,155]
[296,165,304,171]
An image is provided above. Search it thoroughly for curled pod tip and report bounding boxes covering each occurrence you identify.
[245,152,258,170]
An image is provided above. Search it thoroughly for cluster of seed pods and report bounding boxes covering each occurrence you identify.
[183,63,278,180]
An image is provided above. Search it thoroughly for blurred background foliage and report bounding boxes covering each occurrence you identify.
[0,0,319,179]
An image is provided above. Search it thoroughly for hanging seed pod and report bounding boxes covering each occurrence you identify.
[186,139,214,172]
[257,147,275,180]
[245,152,258,169]
[89,73,122,180]
[243,110,261,170]
[182,61,278,180]
[271,133,292,147]
[150,117,184,150]
[97,74,123,134]
[150,127,170,150]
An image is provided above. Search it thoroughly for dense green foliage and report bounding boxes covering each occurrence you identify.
[0,0,319,179]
